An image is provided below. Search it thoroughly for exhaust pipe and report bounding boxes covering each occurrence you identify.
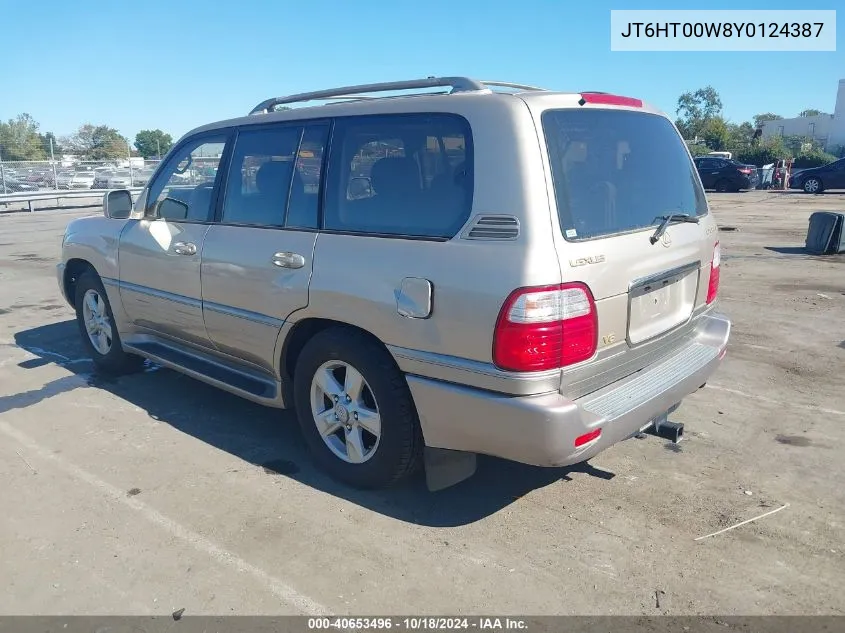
[645,417,684,443]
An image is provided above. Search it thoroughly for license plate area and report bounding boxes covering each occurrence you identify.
[627,262,700,346]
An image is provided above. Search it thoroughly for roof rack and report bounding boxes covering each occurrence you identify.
[249,76,487,115]
[479,81,547,92]
[248,76,553,114]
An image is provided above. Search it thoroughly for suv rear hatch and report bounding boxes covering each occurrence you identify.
[524,94,719,398]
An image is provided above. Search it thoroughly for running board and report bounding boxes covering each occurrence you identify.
[123,339,284,407]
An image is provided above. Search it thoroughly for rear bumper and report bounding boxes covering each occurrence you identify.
[408,313,730,467]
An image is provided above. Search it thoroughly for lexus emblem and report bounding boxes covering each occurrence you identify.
[661,231,672,247]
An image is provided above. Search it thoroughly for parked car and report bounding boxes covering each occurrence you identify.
[132,169,155,187]
[693,156,754,192]
[26,170,54,188]
[69,171,95,189]
[1,177,39,193]
[57,76,730,490]
[788,157,845,193]
[92,171,112,189]
[107,171,133,188]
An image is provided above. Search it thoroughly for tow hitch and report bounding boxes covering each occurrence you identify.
[644,413,684,443]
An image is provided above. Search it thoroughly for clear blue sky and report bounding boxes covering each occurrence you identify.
[1,0,842,145]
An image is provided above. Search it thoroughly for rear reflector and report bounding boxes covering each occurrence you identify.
[493,282,598,372]
[706,241,721,304]
[574,428,602,448]
[579,93,643,108]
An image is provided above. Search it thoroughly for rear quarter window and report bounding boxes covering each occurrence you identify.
[542,109,708,241]
[324,113,473,239]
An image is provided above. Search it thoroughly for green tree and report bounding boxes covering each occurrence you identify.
[0,113,47,160]
[798,109,823,117]
[686,143,712,157]
[792,147,837,169]
[752,113,782,128]
[700,117,730,151]
[63,124,130,160]
[40,131,61,159]
[675,86,722,139]
[134,129,173,159]
[725,122,756,152]
[736,137,789,166]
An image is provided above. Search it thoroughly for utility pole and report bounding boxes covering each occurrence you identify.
[50,136,58,191]
[128,139,133,186]
[157,138,161,160]
[0,147,6,195]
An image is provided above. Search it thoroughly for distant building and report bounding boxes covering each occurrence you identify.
[761,79,845,153]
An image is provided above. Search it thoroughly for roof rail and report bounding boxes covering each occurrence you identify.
[249,76,487,115]
[479,81,548,92]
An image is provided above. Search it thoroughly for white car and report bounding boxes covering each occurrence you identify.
[132,169,155,187]
[69,172,95,189]
[56,172,75,189]
[107,171,133,188]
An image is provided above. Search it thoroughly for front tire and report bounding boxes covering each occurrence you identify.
[803,178,823,194]
[293,327,423,489]
[74,271,143,375]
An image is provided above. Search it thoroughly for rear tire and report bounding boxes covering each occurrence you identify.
[74,270,143,375]
[803,178,823,194]
[715,179,730,193]
[293,327,423,489]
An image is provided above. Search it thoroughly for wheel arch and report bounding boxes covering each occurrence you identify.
[278,317,396,384]
[62,258,97,307]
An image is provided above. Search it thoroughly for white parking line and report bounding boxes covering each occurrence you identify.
[0,419,330,616]
[706,384,845,417]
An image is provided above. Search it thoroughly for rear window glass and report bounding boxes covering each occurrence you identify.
[542,109,707,241]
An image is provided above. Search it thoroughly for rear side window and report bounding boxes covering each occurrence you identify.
[542,109,707,241]
[324,114,473,238]
[222,126,301,227]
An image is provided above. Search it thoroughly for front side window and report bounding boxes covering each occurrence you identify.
[147,135,228,222]
[324,114,473,238]
[542,109,708,241]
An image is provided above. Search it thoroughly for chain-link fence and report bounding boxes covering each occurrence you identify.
[0,159,162,195]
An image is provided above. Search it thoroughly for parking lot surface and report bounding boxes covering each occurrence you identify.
[1,192,843,616]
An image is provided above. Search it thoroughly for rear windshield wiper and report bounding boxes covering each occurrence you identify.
[650,213,700,245]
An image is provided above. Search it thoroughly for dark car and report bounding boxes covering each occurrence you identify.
[693,157,754,192]
[789,157,845,194]
[1,177,39,194]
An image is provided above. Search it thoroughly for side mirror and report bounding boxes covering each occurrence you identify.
[103,189,133,219]
[347,176,373,199]
[156,197,189,221]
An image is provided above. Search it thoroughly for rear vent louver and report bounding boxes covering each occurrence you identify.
[463,215,520,240]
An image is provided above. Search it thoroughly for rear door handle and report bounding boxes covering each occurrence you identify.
[173,242,197,256]
[272,251,305,269]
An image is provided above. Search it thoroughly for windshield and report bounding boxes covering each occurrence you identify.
[542,109,708,241]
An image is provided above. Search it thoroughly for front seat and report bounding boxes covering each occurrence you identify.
[366,157,421,230]
[248,160,293,225]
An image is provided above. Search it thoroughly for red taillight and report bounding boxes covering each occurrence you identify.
[492,282,598,372]
[579,92,643,108]
[738,167,751,175]
[706,242,721,304]
[574,428,602,448]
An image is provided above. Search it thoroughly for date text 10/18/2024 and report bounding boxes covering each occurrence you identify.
[308,617,528,630]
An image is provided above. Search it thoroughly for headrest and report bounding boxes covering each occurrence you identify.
[370,157,419,197]
[256,160,293,194]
